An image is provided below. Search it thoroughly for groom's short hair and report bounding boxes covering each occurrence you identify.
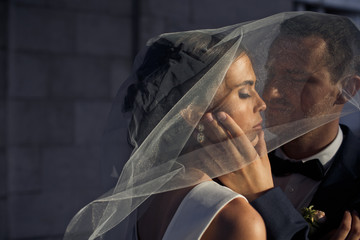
[277,12,360,83]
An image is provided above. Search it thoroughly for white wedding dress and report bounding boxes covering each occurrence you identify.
[134,181,246,240]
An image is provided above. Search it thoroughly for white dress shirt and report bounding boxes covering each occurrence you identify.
[273,126,343,211]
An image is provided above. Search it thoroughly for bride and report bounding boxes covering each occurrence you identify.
[132,38,271,240]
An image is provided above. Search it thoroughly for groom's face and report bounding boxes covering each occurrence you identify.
[262,36,341,128]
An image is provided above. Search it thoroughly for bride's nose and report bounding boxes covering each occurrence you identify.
[255,93,266,112]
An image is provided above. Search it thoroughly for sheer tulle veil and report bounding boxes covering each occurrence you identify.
[64,11,360,239]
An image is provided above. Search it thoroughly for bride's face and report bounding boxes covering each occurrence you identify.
[212,54,266,146]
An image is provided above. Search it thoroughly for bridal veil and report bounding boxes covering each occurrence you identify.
[64,11,360,239]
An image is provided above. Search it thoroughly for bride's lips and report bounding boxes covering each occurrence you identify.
[252,120,263,130]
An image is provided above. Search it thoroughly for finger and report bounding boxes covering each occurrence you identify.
[215,112,246,138]
[254,130,268,157]
[216,112,257,160]
[199,112,229,143]
[331,211,352,240]
[347,210,360,240]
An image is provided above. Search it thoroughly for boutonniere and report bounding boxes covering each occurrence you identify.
[301,205,327,236]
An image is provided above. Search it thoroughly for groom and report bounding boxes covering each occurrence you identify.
[255,13,360,239]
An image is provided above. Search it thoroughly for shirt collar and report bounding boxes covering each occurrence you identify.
[276,126,343,167]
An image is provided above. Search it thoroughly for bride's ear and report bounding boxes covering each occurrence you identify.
[180,105,204,127]
[335,75,360,105]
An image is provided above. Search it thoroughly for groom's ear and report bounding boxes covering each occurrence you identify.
[335,75,360,105]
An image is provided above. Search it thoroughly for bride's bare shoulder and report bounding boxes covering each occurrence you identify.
[201,197,266,240]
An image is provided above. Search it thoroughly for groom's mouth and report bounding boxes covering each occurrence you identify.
[266,104,292,113]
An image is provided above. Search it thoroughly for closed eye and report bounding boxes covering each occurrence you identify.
[238,90,250,99]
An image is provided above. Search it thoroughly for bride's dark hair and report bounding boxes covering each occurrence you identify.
[123,32,242,147]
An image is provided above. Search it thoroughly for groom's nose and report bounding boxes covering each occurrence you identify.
[263,80,282,103]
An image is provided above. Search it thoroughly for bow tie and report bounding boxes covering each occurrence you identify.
[269,152,325,181]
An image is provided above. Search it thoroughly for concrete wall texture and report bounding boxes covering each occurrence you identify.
[0,0,359,239]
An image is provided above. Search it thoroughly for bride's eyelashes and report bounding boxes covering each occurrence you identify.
[238,89,251,99]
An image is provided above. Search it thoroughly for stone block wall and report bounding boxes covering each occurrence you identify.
[3,0,132,239]
[138,0,292,48]
[1,1,8,239]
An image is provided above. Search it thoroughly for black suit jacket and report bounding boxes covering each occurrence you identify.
[251,125,360,240]
[310,125,360,237]
[251,187,309,240]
